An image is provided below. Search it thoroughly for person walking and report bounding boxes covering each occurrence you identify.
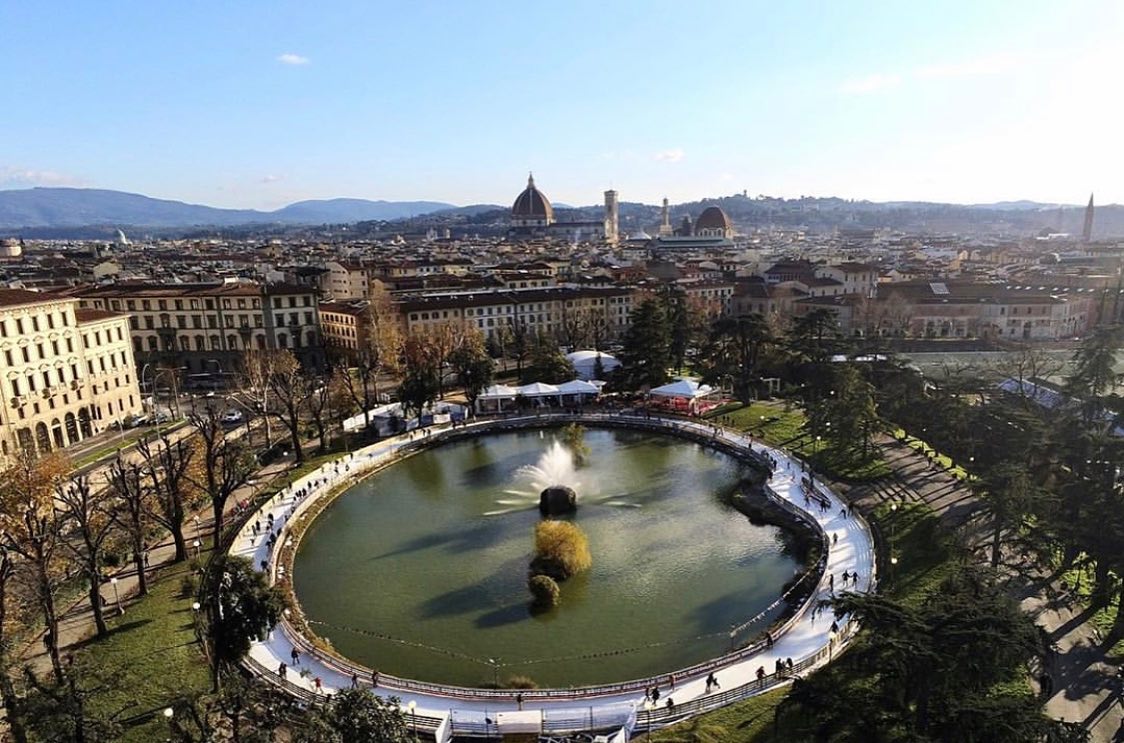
[277,662,287,678]
[351,673,359,689]
[829,573,835,593]
[313,676,322,694]
[756,666,766,687]
[371,670,380,688]
[290,647,299,665]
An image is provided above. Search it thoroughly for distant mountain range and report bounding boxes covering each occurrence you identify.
[0,188,454,231]
[1,187,1120,238]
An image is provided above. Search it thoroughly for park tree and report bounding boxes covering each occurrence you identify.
[785,307,841,372]
[237,349,283,448]
[187,404,256,550]
[974,461,1042,569]
[308,687,412,743]
[615,297,671,390]
[398,333,442,422]
[55,473,116,638]
[262,349,309,464]
[106,455,150,598]
[499,319,534,379]
[523,336,576,384]
[204,555,286,693]
[305,374,338,454]
[0,452,70,683]
[338,295,402,429]
[699,313,774,403]
[779,567,1064,742]
[1066,323,1122,402]
[0,544,30,743]
[137,432,201,563]
[660,286,711,373]
[448,329,494,409]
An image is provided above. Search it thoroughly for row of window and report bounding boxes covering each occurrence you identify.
[3,337,75,366]
[0,309,71,338]
[105,294,313,313]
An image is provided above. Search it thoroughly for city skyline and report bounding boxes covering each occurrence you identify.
[2,0,1122,209]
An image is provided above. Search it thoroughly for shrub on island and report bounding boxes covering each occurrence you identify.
[528,574,561,609]
[529,520,592,581]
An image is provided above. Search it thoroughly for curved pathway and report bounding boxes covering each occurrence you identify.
[231,413,877,737]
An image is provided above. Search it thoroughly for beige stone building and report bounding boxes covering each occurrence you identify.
[72,280,323,379]
[0,289,142,459]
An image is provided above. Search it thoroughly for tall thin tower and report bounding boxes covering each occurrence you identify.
[603,190,619,245]
[658,197,673,236]
[1083,193,1095,242]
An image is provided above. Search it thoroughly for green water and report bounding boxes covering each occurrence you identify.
[292,428,801,687]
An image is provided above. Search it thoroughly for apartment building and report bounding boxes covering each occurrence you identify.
[0,289,142,460]
[319,300,369,360]
[396,286,639,342]
[73,281,322,378]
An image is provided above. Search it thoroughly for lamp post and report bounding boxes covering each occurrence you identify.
[489,657,499,688]
[828,629,837,662]
[163,706,173,740]
[193,539,201,558]
[406,700,417,742]
[110,576,122,615]
[643,699,655,740]
[890,555,898,585]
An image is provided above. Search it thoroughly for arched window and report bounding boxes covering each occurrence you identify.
[147,337,158,351]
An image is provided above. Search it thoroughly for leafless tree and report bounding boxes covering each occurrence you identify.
[186,404,256,550]
[55,473,117,638]
[136,432,200,563]
[106,455,149,598]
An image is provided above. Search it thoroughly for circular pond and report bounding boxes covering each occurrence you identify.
[291,427,803,687]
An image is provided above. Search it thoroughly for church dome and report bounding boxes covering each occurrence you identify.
[695,206,731,234]
[512,173,554,223]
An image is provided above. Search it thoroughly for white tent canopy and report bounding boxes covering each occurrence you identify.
[516,382,561,397]
[557,379,600,395]
[565,350,620,381]
[648,379,714,399]
[478,384,518,400]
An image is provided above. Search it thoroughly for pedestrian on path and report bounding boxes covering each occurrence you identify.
[371,670,379,688]
[278,662,287,678]
[314,676,322,694]
[829,573,835,593]
[651,685,660,703]
[756,666,766,687]
[351,673,359,689]
[290,647,299,665]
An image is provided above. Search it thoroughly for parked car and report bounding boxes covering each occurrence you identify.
[220,410,244,424]
[152,410,173,424]
[124,413,149,428]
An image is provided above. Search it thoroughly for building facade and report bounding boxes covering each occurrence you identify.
[0,289,142,460]
[73,280,323,380]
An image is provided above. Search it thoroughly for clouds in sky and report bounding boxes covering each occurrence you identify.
[277,53,309,65]
[0,166,84,187]
[839,52,1025,95]
[653,148,685,163]
[260,174,285,183]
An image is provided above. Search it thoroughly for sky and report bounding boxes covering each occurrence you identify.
[1,0,1122,210]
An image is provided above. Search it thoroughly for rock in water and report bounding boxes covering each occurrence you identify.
[539,486,577,516]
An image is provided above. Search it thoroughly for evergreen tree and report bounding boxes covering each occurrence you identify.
[616,298,671,390]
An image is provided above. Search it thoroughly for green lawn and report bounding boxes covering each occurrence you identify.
[1059,561,1124,656]
[73,556,211,742]
[707,402,888,483]
[891,429,972,481]
[649,688,788,742]
[72,420,188,470]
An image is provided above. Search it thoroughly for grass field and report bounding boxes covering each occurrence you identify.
[74,555,211,742]
[706,401,889,483]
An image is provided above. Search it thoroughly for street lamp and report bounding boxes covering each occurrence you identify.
[488,657,499,688]
[828,629,837,662]
[110,577,122,615]
[890,555,898,585]
[192,601,201,612]
[193,539,201,558]
[406,700,417,742]
[643,699,655,740]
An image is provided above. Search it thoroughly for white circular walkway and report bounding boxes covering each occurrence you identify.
[230,413,877,739]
